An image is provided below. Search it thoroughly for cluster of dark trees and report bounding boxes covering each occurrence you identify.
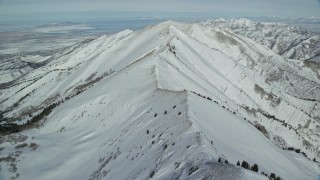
[237,160,282,179]
[190,91,218,104]
[191,91,240,117]
[218,157,228,164]
[235,161,258,172]
[0,101,59,135]
[168,45,176,55]
[218,158,283,180]
[285,147,317,162]
[260,110,293,130]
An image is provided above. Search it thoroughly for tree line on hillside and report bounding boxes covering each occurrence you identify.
[218,157,282,180]
[0,102,59,135]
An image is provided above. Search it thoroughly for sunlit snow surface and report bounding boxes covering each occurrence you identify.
[0,21,320,179]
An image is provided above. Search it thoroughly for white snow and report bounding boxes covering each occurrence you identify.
[0,20,319,180]
[203,18,320,61]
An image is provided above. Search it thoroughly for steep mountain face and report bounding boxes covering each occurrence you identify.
[203,18,320,61]
[0,21,320,180]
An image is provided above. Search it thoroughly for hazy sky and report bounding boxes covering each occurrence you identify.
[0,0,319,21]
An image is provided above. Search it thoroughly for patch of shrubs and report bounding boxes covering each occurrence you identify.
[188,166,199,176]
[163,144,168,150]
[29,142,39,151]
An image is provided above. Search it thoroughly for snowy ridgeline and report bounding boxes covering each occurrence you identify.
[0,20,320,179]
[203,18,320,61]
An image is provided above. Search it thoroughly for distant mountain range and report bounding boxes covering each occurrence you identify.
[204,18,320,61]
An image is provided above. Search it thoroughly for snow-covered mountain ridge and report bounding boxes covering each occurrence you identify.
[203,18,320,61]
[0,20,319,179]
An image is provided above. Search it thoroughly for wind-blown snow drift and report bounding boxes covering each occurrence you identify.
[0,21,320,180]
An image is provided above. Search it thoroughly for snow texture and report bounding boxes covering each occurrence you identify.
[0,20,320,180]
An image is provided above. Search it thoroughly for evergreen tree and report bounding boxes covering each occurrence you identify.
[251,164,259,172]
[275,176,281,180]
[270,173,276,179]
[241,161,249,169]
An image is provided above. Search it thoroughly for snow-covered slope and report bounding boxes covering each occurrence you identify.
[203,18,320,61]
[0,40,93,85]
[0,21,320,180]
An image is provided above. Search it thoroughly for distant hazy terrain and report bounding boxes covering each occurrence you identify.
[0,18,167,55]
[0,18,165,84]
[0,23,96,55]
[1,16,319,55]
